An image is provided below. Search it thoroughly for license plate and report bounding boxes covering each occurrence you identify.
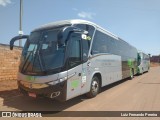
[28,92,36,98]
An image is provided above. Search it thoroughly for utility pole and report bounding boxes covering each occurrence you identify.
[19,0,23,47]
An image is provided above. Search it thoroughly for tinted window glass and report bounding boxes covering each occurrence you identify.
[116,40,131,57]
[75,24,86,30]
[107,36,117,54]
[86,25,95,37]
[74,24,95,38]
[91,30,108,54]
[68,33,81,68]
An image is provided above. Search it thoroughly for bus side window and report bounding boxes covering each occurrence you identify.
[91,30,108,54]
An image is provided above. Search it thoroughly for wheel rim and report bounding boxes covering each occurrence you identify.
[91,80,99,93]
[131,71,133,77]
[131,69,133,78]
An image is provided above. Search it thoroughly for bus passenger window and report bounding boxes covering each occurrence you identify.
[91,30,108,54]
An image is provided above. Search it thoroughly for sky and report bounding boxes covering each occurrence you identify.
[0,0,160,55]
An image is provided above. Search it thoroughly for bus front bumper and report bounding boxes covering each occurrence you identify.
[17,80,67,101]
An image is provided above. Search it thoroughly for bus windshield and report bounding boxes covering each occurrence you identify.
[20,28,66,75]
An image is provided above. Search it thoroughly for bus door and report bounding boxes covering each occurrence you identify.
[66,32,83,100]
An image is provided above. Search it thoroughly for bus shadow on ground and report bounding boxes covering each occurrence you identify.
[1,89,86,112]
[1,78,130,113]
[0,89,20,100]
[100,78,129,93]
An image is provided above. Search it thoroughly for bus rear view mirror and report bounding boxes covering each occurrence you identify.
[10,35,29,50]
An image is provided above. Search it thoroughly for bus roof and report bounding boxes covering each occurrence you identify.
[32,19,118,39]
[32,19,136,48]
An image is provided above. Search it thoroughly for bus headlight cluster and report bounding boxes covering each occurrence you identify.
[47,77,67,85]
[47,80,59,85]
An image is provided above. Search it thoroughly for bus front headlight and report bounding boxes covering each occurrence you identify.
[47,77,67,85]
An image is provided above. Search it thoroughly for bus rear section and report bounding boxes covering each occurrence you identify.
[137,51,150,74]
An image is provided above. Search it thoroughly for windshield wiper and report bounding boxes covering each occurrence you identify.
[21,50,33,73]
[21,45,37,73]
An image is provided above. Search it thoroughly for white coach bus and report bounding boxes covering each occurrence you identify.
[137,51,150,74]
[10,20,137,101]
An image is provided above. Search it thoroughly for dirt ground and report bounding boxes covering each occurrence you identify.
[150,62,160,67]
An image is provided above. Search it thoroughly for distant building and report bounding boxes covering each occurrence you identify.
[150,55,160,63]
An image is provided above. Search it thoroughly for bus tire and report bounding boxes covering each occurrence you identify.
[86,76,100,98]
[130,68,134,80]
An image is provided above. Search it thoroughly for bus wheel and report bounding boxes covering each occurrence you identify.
[130,69,134,80]
[86,76,100,98]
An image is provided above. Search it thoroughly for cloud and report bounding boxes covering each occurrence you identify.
[72,8,78,11]
[0,0,11,7]
[77,11,96,19]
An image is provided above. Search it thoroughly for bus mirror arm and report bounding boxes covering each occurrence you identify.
[10,35,29,50]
